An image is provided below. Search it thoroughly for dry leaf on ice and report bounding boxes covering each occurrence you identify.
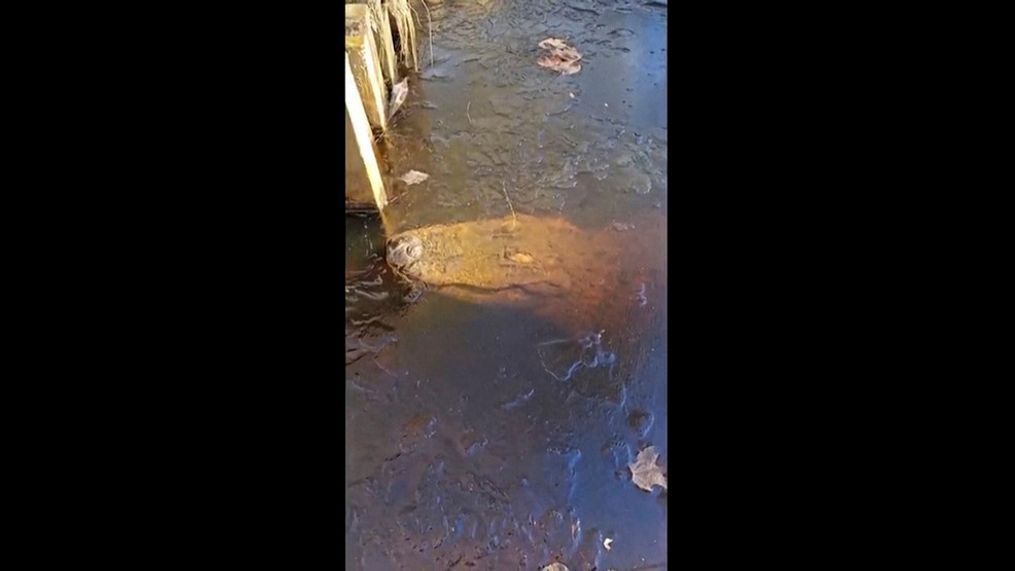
[629,445,667,491]
[387,78,409,120]
[542,564,569,571]
[538,38,571,50]
[536,37,582,75]
[399,170,429,185]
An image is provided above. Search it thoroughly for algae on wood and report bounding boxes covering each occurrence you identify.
[346,4,388,131]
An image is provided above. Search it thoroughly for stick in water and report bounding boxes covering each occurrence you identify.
[421,0,435,67]
[502,181,517,228]
[410,0,435,68]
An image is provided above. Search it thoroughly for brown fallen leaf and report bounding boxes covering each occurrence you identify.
[629,445,667,491]
[536,37,582,75]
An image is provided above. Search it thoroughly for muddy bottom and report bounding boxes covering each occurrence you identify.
[346,1,667,569]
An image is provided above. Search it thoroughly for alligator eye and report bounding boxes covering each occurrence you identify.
[386,235,423,270]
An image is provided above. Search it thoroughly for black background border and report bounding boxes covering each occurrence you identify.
[54,2,960,567]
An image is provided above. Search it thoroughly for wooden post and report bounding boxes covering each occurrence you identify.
[345,4,388,131]
[345,51,388,211]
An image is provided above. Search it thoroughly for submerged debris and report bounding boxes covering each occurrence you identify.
[538,330,616,382]
[345,331,397,365]
[537,37,582,75]
[500,387,534,410]
[399,170,430,185]
[629,445,668,492]
[634,282,648,307]
[567,2,602,16]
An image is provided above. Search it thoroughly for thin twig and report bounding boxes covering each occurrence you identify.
[386,191,405,206]
[419,0,435,67]
[373,358,398,378]
[406,1,434,68]
[502,181,517,228]
[405,2,421,66]
[466,101,473,125]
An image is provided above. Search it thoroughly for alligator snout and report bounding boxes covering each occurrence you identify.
[386,234,424,276]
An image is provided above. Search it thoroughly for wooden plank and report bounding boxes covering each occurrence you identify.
[345,4,388,131]
[345,51,388,211]
[345,108,377,210]
[351,1,400,86]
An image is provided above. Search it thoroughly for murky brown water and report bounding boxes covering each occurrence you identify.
[346,1,667,568]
